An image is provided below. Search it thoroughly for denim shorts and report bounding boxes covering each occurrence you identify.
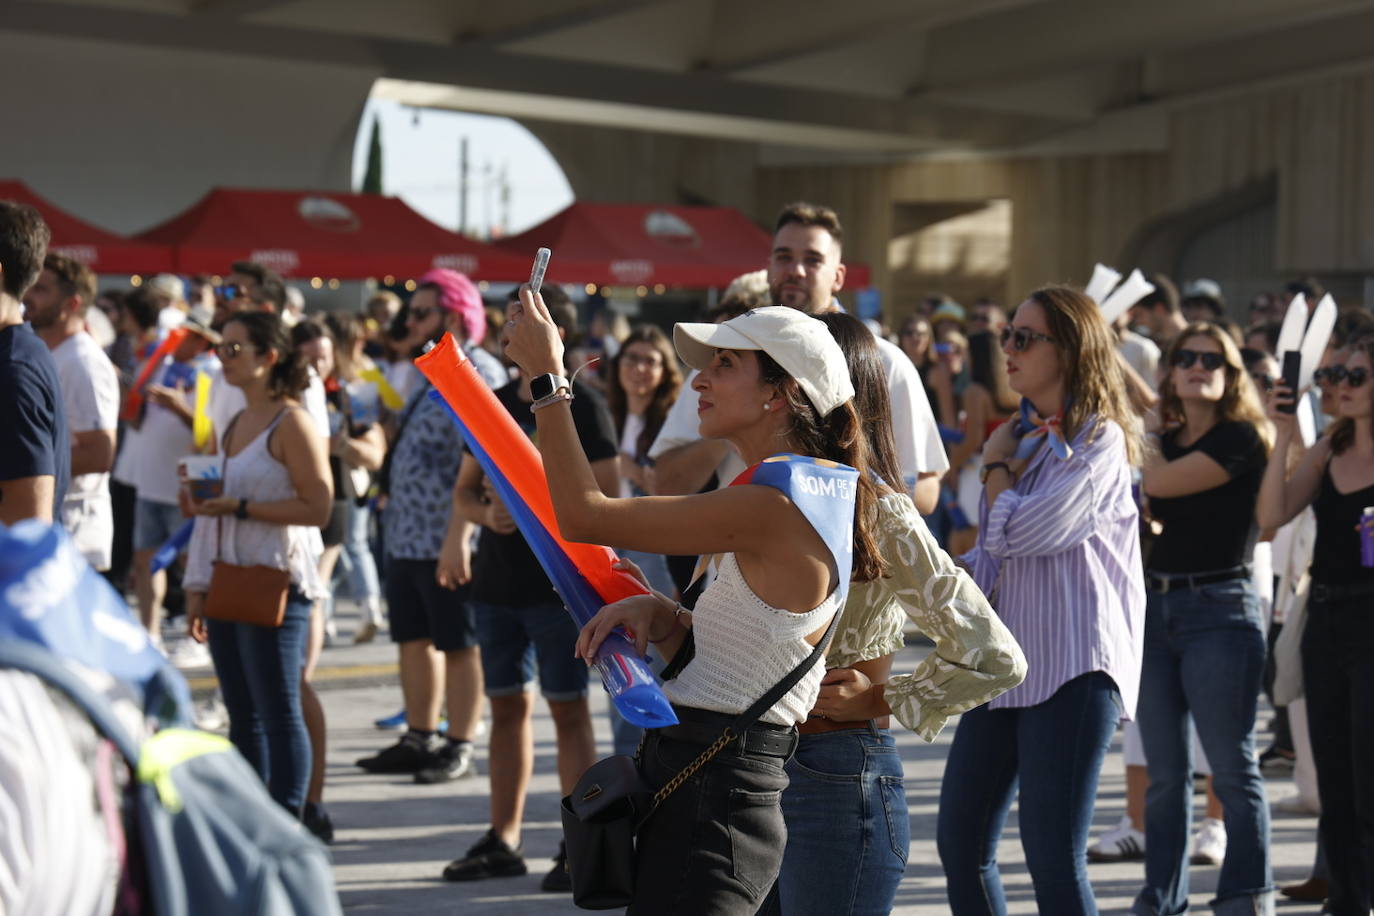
[471,600,588,701]
[133,497,186,552]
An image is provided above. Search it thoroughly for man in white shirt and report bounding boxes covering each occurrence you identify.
[651,201,947,513]
[24,254,120,568]
[129,325,215,636]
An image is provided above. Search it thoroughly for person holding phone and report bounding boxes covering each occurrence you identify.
[516,297,880,916]
[1260,334,1374,916]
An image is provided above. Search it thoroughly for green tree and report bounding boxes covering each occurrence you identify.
[361,115,383,194]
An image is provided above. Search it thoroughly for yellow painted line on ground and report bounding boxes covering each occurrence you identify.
[186,662,399,691]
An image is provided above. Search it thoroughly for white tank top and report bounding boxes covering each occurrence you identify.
[662,552,840,726]
[186,409,323,599]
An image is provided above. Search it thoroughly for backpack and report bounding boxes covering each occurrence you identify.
[0,521,342,916]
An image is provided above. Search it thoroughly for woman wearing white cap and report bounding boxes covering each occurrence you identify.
[505,293,881,914]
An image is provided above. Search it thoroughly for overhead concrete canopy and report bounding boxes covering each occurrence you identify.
[9,0,1374,158]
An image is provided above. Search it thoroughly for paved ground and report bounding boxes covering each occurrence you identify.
[181,601,1325,915]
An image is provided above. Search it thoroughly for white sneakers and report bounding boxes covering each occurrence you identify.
[1190,817,1227,866]
[1088,816,1146,862]
[1087,815,1229,866]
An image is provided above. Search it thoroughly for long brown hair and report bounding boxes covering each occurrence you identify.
[1329,335,1374,455]
[605,324,682,460]
[757,351,886,583]
[1158,322,1274,452]
[1026,285,1144,464]
[815,312,903,492]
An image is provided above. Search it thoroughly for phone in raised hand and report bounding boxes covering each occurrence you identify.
[528,247,551,296]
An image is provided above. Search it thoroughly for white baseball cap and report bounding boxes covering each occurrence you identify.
[673,306,854,418]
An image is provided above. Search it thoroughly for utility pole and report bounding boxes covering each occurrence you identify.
[458,136,468,235]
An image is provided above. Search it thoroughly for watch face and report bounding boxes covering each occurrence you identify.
[531,374,563,400]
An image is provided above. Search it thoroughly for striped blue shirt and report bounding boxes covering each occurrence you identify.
[962,417,1145,719]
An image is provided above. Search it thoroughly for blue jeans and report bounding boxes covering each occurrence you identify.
[938,671,1120,916]
[338,499,380,601]
[758,724,909,916]
[206,595,312,814]
[1133,579,1274,916]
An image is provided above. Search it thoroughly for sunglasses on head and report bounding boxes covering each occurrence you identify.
[999,326,1055,352]
[1171,349,1225,371]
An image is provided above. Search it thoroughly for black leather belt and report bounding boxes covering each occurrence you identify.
[1145,566,1249,595]
[1310,581,1374,603]
[658,708,799,758]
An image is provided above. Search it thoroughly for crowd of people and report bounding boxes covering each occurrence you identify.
[1,191,1372,916]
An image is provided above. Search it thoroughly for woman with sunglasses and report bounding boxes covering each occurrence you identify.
[938,286,1145,916]
[1132,323,1275,916]
[181,312,332,817]
[1261,335,1374,916]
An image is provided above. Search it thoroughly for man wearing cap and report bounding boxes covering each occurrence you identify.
[651,201,947,515]
[357,269,506,783]
[24,254,121,569]
[1181,278,1226,324]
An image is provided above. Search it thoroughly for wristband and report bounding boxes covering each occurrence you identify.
[234,498,250,520]
[530,390,574,413]
[980,461,1011,485]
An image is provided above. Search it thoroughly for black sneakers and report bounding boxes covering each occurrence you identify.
[302,801,334,844]
[354,730,435,773]
[414,739,476,784]
[443,829,528,881]
[540,840,572,892]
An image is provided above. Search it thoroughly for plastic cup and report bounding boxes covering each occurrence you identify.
[179,455,223,501]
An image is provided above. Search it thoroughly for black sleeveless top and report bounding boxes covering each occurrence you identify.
[1310,464,1374,586]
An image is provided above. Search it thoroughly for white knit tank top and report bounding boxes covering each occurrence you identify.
[662,552,840,726]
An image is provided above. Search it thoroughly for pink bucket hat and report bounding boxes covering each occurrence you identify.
[418,268,485,346]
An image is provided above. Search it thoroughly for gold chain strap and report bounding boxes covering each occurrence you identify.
[651,728,734,808]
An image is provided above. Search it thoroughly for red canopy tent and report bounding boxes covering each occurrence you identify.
[493,202,870,288]
[134,188,528,281]
[0,180,173,274]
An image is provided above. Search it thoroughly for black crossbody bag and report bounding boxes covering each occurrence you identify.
[559,609,839,910]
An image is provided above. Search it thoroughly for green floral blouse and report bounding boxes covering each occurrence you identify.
[829,492,1027,742]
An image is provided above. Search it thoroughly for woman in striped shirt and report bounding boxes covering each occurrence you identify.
[938,286,1146,916]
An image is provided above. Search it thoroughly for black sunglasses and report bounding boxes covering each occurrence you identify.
[407,307,437,323]
[217,341,248,359]
[1339,366,1370,388]
[1000,326,1055,352]
[1314,365,1363,386]
[1171,349,1225,371]
[1249,373,1274,392]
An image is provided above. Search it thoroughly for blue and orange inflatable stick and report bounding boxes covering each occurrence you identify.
[415,334,676,728]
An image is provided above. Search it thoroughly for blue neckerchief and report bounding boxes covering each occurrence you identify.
[1012,398,1073,462]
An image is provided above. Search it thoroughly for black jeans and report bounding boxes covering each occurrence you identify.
[630,717,792,915]
[1302,592,1374,916]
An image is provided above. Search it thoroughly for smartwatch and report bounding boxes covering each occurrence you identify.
[529,373,571,402]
